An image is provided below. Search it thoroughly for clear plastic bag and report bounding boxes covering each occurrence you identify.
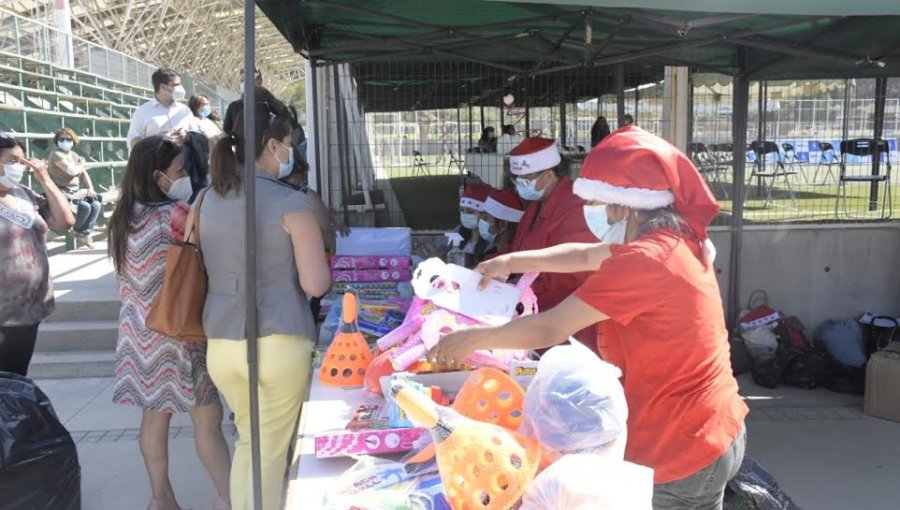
[520,455,654,510]
[519,341,628,463]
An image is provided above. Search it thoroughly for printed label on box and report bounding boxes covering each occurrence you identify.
[314,427,428,458]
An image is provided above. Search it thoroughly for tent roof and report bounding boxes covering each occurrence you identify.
[258,0,900,80]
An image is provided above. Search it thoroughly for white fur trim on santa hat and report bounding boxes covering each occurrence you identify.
[510,144,561,175]
[484,197,524,223]
[573,177,675,210]
[459,197,485,211]
[702,238,717,265]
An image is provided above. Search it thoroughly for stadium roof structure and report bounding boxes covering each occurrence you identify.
[4,0,305,91]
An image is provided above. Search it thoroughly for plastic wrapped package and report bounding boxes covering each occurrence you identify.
[0,372,81,510]
[520,455,654,510]
[519,341,628,464]
[323,457,416,510]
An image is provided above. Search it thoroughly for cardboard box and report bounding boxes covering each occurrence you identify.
[314,427,427,458]
[864,342,900,423]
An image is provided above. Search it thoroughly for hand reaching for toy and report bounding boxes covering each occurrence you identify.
[429,326,492,366]
[474,255,512,290]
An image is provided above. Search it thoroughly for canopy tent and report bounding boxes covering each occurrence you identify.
[258,0,900,80]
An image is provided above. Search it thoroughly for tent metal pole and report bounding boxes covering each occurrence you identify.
[242,1,263,508]
[871,77,888,211]
[334,65,351,227]
[457,104,462,160]
[616,64,625,126]
[559,87,567,147]
[310,57,323,196]
[728,68,750,329]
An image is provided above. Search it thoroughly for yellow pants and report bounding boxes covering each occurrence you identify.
[207,335,313,510]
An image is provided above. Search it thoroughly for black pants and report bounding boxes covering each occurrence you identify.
[0,324,40,376]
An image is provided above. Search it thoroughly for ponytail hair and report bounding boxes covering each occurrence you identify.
[210,86,292,196]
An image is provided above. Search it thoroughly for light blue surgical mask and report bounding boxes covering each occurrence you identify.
[478,219,495,242]
[515,176,545,201]
[604,219,627,244]
[275,142,295,179]
[58,140,74,152]
[460,213,479,230]
[583,205,611,241]
[200,105,211,118]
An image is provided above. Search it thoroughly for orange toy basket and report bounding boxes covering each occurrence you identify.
[319,292,372,387]
[393,382,540,510]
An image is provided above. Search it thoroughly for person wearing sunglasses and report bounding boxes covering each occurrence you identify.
[47,128,101,248]
[506,136,600,356]
[0,133,75,376]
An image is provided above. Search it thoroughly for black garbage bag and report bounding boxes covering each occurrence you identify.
[0,372,81,510]
[724,457,800,510]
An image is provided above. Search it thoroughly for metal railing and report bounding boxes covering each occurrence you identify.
[0,7,231,105]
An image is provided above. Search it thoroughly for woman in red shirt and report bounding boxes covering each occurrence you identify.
[434,126,747,510]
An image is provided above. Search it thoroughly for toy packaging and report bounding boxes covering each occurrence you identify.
[332,255,411,270]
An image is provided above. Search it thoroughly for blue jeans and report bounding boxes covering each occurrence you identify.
[73,199,101,234]
[652,424,747,510]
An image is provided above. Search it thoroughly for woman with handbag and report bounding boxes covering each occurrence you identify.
[108,136,231,510]
[202,91,331,510]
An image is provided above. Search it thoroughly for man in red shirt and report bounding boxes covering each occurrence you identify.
[434,126,747,509]
[507,137,600,355]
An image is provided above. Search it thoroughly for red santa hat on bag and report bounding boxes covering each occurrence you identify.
[459,183,494,211]
[509,137,561,176]
[573,126,720,263]
[484,189,526,223]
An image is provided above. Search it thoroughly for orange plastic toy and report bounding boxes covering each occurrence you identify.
[406,368,525,466]
[363,347,396,395]
[319,292,373,387]
[392,381,540,510]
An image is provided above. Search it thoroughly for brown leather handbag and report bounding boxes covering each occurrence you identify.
[145,188,209,343]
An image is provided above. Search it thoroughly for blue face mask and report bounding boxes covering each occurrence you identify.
[478,219,495,242]
[460,213,479,230]
[275,142,295,179]
[583,205,611,241]
[515,175,546,201]
[200,105,211,118]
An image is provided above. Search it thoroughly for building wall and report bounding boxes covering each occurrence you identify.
[710,224,900,332]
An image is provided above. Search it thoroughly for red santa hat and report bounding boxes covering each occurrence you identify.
[573,126,720,263]
[509,137,561,176]
[459,183,494,211]
[484,189,526,223]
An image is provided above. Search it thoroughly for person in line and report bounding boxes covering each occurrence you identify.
[590,116,611,148]
[203,91,331,510]
[0,133,74,376]
[507,137,600,355]
[622,113,635,126]
[496,124,523,156]
[287,105,308,161]
[47,128,101,248]
[189,94,224,141]
[477,126,497,153]
[281,147,348,254]
[433,126,747,510]
[222,68,263,135]
[479,188,525,259]
[108,136,231,510]
[127,68,200,149]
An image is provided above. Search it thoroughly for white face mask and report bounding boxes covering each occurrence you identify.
[460,212,479,230]
[0,163,25,189]
[171,85,186,102]
[584,205,626,244]
[160,173,192,202]
[58,140,74,152]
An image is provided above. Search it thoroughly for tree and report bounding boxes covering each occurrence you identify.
[281,78,306,122]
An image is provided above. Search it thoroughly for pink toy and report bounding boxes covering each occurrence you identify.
[332,255,411,270]
[314,427,428,458]
[333,269,412,283]
[384,269,541,372]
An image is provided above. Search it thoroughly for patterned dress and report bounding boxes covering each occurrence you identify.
[112,202,218,413]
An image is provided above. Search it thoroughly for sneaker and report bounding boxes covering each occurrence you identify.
[74,232,94,249]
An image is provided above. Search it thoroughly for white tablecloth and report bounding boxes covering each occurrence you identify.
[286,378,369,509]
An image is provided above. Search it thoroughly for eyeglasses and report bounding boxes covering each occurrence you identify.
[516,170,547,183]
